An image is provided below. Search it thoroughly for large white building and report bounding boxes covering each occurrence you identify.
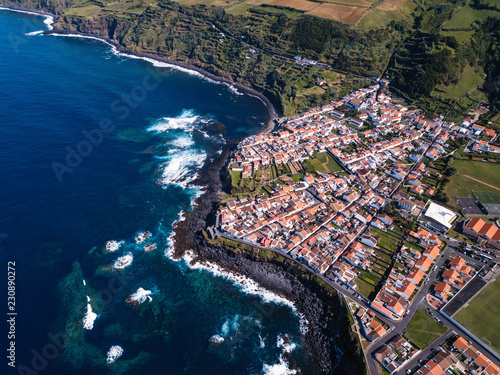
[421,202,458,233]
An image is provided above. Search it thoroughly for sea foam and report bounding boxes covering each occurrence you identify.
[106,345,123,364]
[0,7,53,31]
[128,287,153,304]
[105,240,123,253]
[83,301,98,330]
[156,149,206,188]
[262,355,298,375]
[176,250,296,310]
[147,110,200,133]
[112,253,133,270]
[148,111,208,188]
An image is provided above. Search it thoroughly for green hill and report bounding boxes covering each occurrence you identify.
[2,0,499,124]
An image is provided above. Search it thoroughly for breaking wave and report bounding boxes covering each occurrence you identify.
[148,110,209,188]
[83,300,98,330]
[174,250,296,311]
[277,335,297,353]
[106,345,123,364]
[128,287,153,304]
[105,240,123,253]
[0,7,53,31]
[112,253,133,270]
[262,355,298,375]
[147,110,201,133]
[156,148,206,188]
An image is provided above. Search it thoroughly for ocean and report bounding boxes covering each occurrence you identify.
[0,9,320,375]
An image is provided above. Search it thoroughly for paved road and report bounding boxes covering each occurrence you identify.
[363,240,453,374]
[216,231,395,324]
[364,227,500,375]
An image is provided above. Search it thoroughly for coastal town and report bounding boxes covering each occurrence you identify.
[3,1,500,375]
[210,81,500,375]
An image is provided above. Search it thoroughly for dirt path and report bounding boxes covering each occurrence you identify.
[463,175,500,191]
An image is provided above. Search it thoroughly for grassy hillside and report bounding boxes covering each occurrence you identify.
[2,0,499,123]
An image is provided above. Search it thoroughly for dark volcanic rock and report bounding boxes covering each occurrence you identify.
[172,147,366,375]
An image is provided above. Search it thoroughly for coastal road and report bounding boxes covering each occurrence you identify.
[216,231,395,325]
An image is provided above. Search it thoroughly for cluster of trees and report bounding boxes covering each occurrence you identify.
[394,46,460,96]
[432,156,457,205]
[477,17,500,113]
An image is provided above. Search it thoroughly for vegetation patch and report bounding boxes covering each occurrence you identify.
[443,4,499,30]
[355,275,377,299]
[306,3,367,23]
[454,277,500,353]
[405,309,447,349]
[377,0,407,12]
[371,228,401,252]
[433,65,485,101]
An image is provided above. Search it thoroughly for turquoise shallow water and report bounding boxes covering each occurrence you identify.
[0,9,320,375]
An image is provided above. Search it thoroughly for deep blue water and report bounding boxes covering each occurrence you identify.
[0,10,320,375]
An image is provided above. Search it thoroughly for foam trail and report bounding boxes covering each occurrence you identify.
[83,301,97,330]
[0,7,54,31]
[25,30,43,36]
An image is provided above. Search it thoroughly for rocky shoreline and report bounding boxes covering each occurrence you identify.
[0,3,278,130]
[1,5,365,373]
[46,28,279,133]
[172,143,366,374]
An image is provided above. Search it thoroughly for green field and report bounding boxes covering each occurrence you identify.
[305,158,327,173]
[356,1,417,29]
[371,228,401,252]
[473,192,500,206]
[444,161,500,209]
[405,309,447,349]
[230,170,242,186]
[317,152,344,173]
[443,4,500,29]
[305,152,344,174]
[433,65,485,100]
[453,160,500,189]
[440,29,474,43]
[474,192,500,204]
[355,277,377,299]
[454,277,500,353]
